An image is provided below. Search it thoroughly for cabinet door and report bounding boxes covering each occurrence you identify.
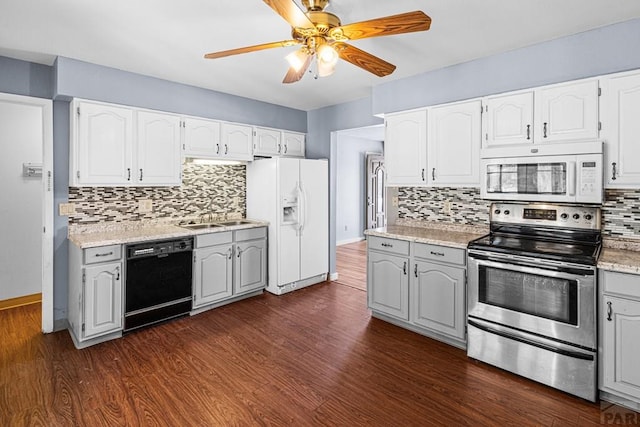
[367,251,409,320]
[411,260,465,339]
[535,80,599,143]
[385,110,427,186]
[83,262,122,338]
[221,123,253,161]
[136,111,182,185]
[75,102,134,185]
[254,127,282,156]
[234,239,267,294]
[484,92,534,147]
[282,132,305,157]
[602,295,640,399]
[601,71,640,187]
[183,117,221,157]
[193,244,233,307]
[428,100,481,186]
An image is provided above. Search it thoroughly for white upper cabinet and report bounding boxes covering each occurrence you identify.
[72,101,134,186]
[183,117,222,157]
[221,122,254,161]
[428,99,481,186]
[385,109,428,186]
[253,127,282,156]
[71,100,181,187]
[483,91,534,147]
[282,131,305,157]
[600,70,640,187]
[535,79,600,143]
[136,111,182,185]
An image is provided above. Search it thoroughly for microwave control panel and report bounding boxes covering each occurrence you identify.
[577,154,603,202]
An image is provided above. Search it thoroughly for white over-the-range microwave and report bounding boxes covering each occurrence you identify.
[480,141,604,204]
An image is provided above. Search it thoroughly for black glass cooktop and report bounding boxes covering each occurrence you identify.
[468,233,601,265]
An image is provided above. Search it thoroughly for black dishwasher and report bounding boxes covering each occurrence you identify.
[125,237,193,332]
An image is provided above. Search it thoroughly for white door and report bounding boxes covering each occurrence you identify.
[299,159,328,280]
[428,100,481,186]
[136,111,182,185]
[282,132,305,157]
[254,127,281,156]
[0,99,44,304]
[278,158,301,286]
[183,117,221,157]
[235,239,267,294]
[601,71,640,187]
[221,123,253,161]
[484,91,534,147]
[535,80,599,143]
[193,244,233,307]
[385,110,427,185]
[367,251,409,320]
[83,262,122,338]
[366,154,386,229]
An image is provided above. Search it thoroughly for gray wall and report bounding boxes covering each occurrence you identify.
[307,17,640,275]
[336,136,382,244]
[0,56,52,99]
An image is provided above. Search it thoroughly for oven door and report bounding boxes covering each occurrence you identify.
[467,249,596,350]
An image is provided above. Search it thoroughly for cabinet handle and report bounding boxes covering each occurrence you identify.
[430,251,445,257]
[381,243,393,248]
[227,247,233,259]
[414,263,418,278]
[225,144,229,155]
[216,143,220,155]
[403,261,407,275]
[607,301,613,321]
[127,168,131,181]
[526,124,531,140]
[432,168,436,181]
[115,266,120,281]
[612,162,617,181]
[543,122,548,138]
[284,144,288,154]
[95,251,114,257]
[421,168,425,181]
[139,168,143,181]
[237,247,241,258]
[278,143,281,154]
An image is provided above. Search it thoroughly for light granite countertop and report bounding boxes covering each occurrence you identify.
[598,247,640,275]
[68,219,269,249]
[364,221,488,250]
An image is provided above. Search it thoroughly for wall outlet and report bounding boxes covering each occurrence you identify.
[138,199,153,213]
[59,202,76,216]
[232,196,240,206]
[391,196,398,207]
[443,201,452,215]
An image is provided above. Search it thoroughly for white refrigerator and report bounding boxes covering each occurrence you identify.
[247,157,328,295]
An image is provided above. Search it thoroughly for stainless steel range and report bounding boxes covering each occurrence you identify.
[467,202,602,402]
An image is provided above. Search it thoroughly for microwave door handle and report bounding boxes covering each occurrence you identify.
[567,161,576,196]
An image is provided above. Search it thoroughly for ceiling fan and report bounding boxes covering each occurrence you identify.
[204,0,432,83]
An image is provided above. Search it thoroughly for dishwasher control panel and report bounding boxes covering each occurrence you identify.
[127,238,193,259]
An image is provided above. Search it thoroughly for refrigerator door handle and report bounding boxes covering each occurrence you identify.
[297,182,306,235]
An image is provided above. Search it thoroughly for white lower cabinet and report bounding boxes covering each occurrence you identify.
[193,227,267,311]
[600,270,640,410]
[367,236,467,348]
[68,244,123,348]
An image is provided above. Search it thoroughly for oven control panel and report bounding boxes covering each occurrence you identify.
[491,203,601,230]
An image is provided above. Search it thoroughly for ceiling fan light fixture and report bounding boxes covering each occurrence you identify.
[285,48,309,72]
[317,58,336,77]
[317,43,339,67]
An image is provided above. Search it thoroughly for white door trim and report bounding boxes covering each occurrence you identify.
[0,92,54,333]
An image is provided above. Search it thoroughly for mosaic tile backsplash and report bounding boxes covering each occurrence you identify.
[398,187,640,240]
[68,163,246,225]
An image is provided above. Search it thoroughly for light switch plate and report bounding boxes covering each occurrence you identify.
[138,199,153,213]
[59,202,76,216]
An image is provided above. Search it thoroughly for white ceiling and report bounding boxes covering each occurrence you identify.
[1,0,640,111]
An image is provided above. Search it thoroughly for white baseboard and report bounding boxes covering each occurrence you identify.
[337,237,365,246]
[329,272,339,281]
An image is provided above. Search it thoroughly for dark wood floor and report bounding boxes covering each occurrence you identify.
[336,240,367,291]
[0,252,618,426]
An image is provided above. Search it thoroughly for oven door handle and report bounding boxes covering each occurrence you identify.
[468,318,595,360]
[468,252,594,277]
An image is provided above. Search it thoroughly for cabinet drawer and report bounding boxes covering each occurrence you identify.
[84,245,122,264]
[602,270,640,299]
[235,227,267,242]
[196,231,233,248]
[414,243,465,266]
[367,236,410,256]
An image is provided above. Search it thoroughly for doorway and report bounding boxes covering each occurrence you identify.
[0,92,53,332]
[366,154,386,229]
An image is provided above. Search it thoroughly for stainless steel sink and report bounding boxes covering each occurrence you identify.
[180,223,223,230]
[216,220,253,226]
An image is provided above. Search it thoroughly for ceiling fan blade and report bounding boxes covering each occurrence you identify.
[282,52,312,84]
[330,11,431,41]
[204,40,300,59]
[334,43,396,77]
[263,0,316,30]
